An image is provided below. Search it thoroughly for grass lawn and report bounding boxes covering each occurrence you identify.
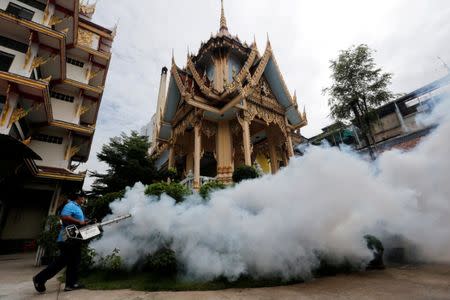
[80,270,304,291]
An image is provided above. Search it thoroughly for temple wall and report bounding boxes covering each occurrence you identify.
[66,60,90,84]
[50,93,82,124]
[0,43,38,77]
[28,127,70,169]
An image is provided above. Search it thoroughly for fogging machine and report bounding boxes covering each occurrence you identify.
[62,214,131,241]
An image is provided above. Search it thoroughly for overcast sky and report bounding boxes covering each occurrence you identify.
[82,0,450,189]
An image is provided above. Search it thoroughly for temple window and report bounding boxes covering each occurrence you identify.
[6,2,35,21]
[0,36,28,53]
[50,91,75,103]
[16,0,46,11]
[0,51,15,72]
[32,133,63,145]
[66,57,84,68]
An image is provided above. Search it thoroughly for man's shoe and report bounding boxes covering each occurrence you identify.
[64,283,85,292]
[32,276,46,293]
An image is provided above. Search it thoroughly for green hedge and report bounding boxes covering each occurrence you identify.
[199,180,226,200]
[142,247,177,276]
[232,165,260,183]
[145,182,190,203]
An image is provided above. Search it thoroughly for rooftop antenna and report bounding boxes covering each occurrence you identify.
[437,56,450,74]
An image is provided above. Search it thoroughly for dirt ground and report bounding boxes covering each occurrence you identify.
[1,253,449,300]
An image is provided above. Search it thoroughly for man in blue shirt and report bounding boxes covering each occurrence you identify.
[33,191,89,293]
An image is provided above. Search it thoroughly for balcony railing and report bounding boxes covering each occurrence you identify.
[180,173,216,190]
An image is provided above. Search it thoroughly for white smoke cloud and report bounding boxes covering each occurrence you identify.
[91,98,450,280]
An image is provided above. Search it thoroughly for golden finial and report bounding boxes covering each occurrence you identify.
[220,0,228,32]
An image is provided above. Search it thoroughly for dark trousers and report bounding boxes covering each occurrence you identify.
[34,241,81,286]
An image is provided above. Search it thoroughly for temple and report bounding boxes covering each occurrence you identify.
[150,0,307,189]
[0,0,114,255]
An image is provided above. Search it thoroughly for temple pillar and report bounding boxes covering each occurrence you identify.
[193,124,201,190]
[267,127,279,174]
[282,150,288,167]
[216,120,233,183]
[286,132,294,158]
[238,118,252,166]
[168,145,175,168]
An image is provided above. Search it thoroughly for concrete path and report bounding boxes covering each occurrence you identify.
[1,253,449,300]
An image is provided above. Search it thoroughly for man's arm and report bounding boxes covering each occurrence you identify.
[60,215,87,226]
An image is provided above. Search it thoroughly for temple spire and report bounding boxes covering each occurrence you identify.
[219,0,229,34]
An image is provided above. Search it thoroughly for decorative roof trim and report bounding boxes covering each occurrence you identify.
[170,61,186,95]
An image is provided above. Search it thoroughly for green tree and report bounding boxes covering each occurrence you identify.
[89,131,158,197]
[323,44,393,158]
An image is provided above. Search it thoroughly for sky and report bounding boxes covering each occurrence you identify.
[82,0,450,189]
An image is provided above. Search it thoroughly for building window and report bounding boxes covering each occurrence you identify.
[0,35,28,53]
[16,0,46,11]
[32,133,63,145]
[50,91,75,103]
[66,57,84,68]
[5,2,35,21]
[0,95,5,112]
[0,51,15,72]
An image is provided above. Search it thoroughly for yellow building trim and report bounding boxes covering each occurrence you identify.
[36,171,85,181]
[79,22,114,40]
[49,120,94,135]
[0,72,47,89]
[0,72,53,120]
[63,79,103,94]
[75,44,111,60]
[0,11,64,40]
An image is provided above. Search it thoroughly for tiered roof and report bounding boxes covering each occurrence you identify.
[156,1,307,141]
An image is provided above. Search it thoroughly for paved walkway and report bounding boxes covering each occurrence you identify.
[1,253,449,299]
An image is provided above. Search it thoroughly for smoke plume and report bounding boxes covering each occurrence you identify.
[91,98,450,280]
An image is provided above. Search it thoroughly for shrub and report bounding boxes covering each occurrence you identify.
[143,247,177,276]
[86,190,125,221]
[37,215,61,262]
[79,245,96,274]
[156,167,181,182]
[98,248,123,271]
[232,165,260,183]
[364,234,385,269]
[199,180,226,199]
[145,182,190,203]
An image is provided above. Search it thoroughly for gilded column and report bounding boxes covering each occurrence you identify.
[168,144,175,168]
[193,123,202,190]
[286,132,294,158]
[267,127,278,174]
[216,120,233,183]
[237,114,252,166]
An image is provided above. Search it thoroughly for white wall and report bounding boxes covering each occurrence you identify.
[0,0,54,27]
[66,61,90,84]
[0,43,37,77]
[28,129,70,169]
[51,94,81,124]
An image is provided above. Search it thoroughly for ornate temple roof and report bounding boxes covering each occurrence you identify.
[156,0,307,141]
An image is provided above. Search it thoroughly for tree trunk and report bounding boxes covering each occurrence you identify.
[351,103,375,160]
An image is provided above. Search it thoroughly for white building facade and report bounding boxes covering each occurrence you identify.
[0,0,114,255]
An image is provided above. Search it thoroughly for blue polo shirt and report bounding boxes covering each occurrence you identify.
[57,200,85,242]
